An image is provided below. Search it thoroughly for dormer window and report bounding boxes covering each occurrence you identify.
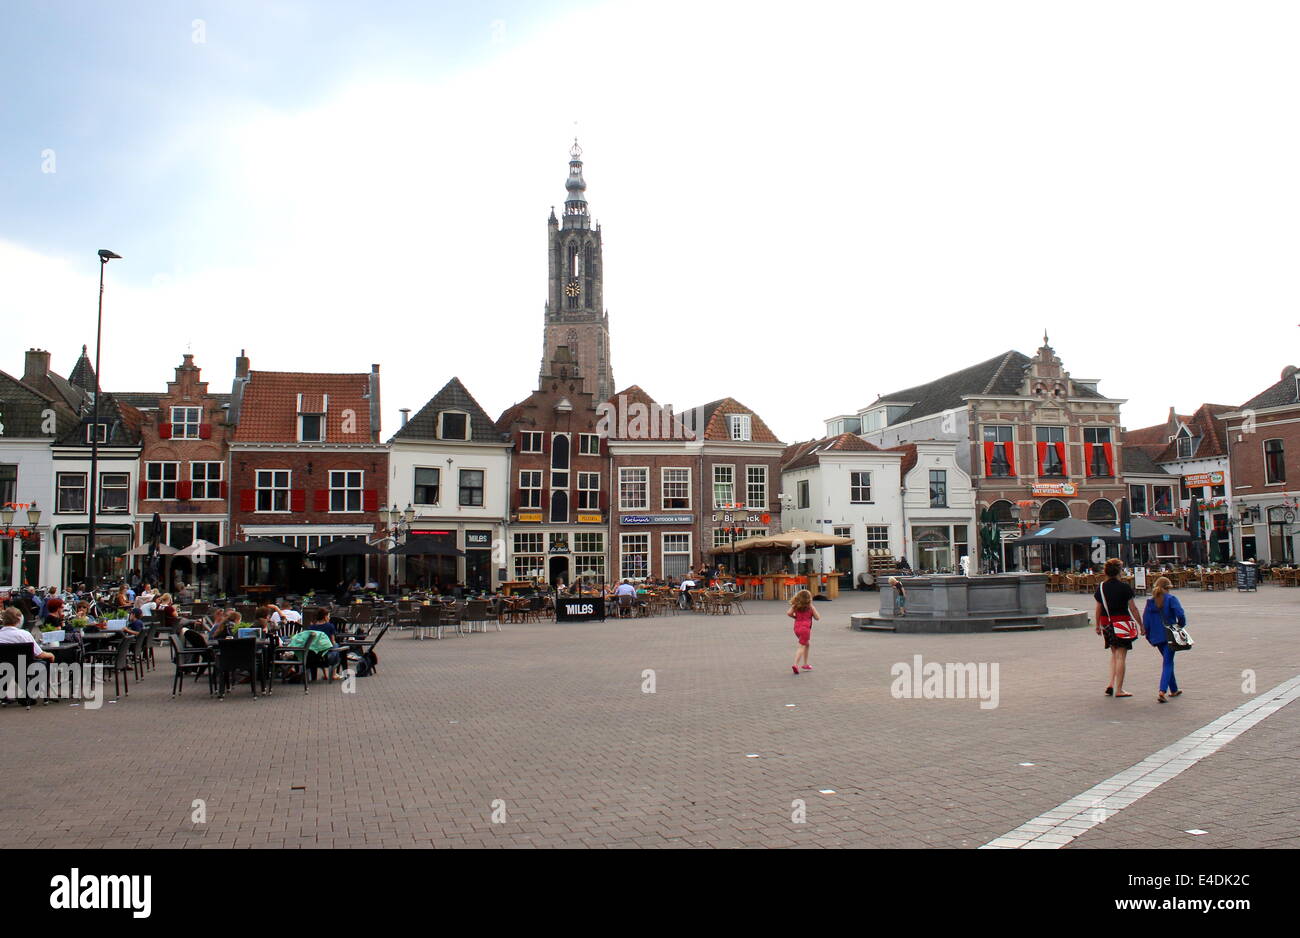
[300,414,324,443]
[1175,427,1193,459]
[728,414,752,441]
[438,411,469,441]
[297,393,327,443]
[86,422,109,444]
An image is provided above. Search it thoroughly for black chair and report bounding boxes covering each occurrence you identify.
[268,642,310,695]
[343,623,388,675]
[124,627,151,680]
[0,644,42,708]
[169,632,215,697]
[85,635,134,699]
[214,638,259,700]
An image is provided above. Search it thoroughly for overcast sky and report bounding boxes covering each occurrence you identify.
[2,0,1296,443]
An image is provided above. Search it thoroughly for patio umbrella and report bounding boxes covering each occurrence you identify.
[124,542,178,557]
[713,529,853,553]
[145,512,165,584]
[313,538,384,557]
[390,537,464,557]
[1016,518,1120,545]
[1187,496,1204,565]
[175,539,220,600]
[212,538,306,556]
[1111,517,1192,543]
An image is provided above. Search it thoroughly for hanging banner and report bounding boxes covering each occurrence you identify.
[1183,471,1224,488]
[1031,482,1077,497]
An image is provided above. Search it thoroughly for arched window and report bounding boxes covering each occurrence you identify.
[551,433,570,470]
[988,499,1014,524]
[1087,499,1117,523]
[569,241,581,278]
[584,242,595,279]
[1039,499,1070,523]
[550,490,569,524]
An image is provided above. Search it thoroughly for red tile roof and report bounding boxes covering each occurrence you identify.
[781,433,880,471]
[695,398,782,443]
[885,443,919,476]
[234,371,376,443]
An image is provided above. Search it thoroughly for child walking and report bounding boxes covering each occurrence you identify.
[788,588,819,674]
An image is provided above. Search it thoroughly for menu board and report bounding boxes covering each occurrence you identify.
[1235,563,1258,592]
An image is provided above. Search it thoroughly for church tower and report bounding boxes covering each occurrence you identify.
[541,140,615,404]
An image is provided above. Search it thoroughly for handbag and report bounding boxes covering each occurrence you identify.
[1164,602,1193,651]
[1099,586,1138,641]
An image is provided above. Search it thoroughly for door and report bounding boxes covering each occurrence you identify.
[548,555,569,590]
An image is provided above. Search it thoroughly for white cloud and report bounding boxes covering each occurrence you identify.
[3,0,1297,440]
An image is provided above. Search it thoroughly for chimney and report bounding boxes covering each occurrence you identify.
[400,408,411,427]
[23,348,50,383]
[369,364,381,443]
[235,349,250,379]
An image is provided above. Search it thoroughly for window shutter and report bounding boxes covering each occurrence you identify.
[198,423,212,439]
[239,488,255,512]
[512,490,520,512]
[138,480,148,500]
[178,480,192,500]
[158,423,172,439]
[314,489,330,512]
[219,481,228,499]
[542,433,550,454]
[515,432,524,453]
[290,489,306,513]
[363,489,379,512]
[599,434,608,456]
[599,490,608,513]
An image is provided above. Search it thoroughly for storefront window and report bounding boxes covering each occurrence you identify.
[0,538,13,586]
[913,526,951,573]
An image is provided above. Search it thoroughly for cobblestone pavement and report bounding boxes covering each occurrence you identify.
[2,585,1296,848]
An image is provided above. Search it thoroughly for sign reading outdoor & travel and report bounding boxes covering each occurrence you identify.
[620,514,695,525]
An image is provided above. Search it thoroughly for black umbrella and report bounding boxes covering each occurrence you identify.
[212,537,306,556]
[390,536,464,557]
[1111,517,1193,543]
[1119,497,1132,566]
[145,512,164,584]
[1017,517,1121,545]
[312,538,384,557]
[1188,496,1204,565]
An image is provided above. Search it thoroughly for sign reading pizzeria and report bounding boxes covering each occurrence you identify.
[1031,482,1077,497]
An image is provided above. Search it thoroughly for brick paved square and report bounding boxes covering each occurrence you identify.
[2,586,1296,848]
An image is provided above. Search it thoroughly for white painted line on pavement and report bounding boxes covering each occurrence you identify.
[980,673,1300,849]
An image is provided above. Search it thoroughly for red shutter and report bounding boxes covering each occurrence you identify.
[515,432,524,453]
[177,480,192,500]
[363,489,378,512]
[239,488,255,512]
[599,490,608,513]
[542,433,550,454]
[1055,442,1067,476]
[313,489,330,512]
[219,481,228,499]
[983,441,995,477]
[1083,442,1095,478]
[512,490,520,511]
[1036,441,1047,476]
[198,423,212,439]
[158,423,172,439]
[600,434,608,456]
[290,489,306,512]
[1004,442,1016,477]
[138,480,148,500]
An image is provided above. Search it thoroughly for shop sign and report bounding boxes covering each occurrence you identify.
[620,514,695,525]
[516,512,543,523]
[576,513,604,524]
[1030,482,1077,497]
[710,511,764,524]
[1183,471,1224,488]
[465,531,492,547]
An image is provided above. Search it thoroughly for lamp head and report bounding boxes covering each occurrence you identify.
[98,249,121,263]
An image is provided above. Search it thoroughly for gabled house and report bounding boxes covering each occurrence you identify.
[0,349,81,587]
[1222,365,1300,563]
[226,352,387,589]
[389,377,511,591]
[694,397,784,569]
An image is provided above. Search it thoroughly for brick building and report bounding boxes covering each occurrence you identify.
[227,353,387,589]
[124,354,233,591]
[497,347,609,588]
[696,397,785,572]
[849,336,1126,570]
[1223,366,1300,563]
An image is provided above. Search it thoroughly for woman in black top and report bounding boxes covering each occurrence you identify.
[1094,558,1145,698]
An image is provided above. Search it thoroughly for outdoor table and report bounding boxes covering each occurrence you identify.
[40,642,83,665]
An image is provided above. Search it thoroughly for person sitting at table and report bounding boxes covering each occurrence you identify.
[281,620,338,682]
[305,607,337,640]
[42,587,65,628]
[0,607,54,661]
[120,608,145,638]
[211,610,243,641]
[153,593,184,632]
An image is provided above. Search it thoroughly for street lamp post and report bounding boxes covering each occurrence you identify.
[87,249,121,590]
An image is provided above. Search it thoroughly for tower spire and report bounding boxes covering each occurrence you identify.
[563,138,589,229]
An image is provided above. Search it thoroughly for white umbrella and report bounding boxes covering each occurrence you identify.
[125,543,178,557]
[175,539,219,561]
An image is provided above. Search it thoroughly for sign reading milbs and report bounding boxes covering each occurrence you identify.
[556,598,605,622]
